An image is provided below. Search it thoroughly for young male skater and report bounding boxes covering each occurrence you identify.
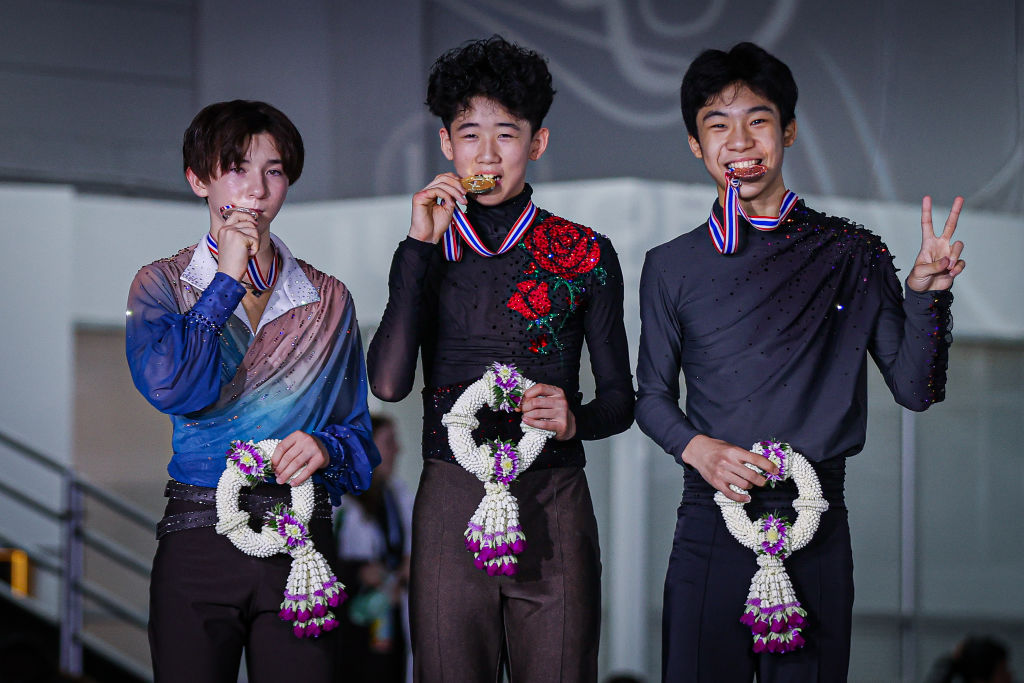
[367,36,634,682]
[635,43,965,682]
[126,100,379,682]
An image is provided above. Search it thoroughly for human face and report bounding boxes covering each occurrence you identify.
[688,83,796,216]
[439,96,549,206]
[185,132,289,240]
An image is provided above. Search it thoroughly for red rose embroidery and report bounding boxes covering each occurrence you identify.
[524,218,601,278]
[507,280,551,321]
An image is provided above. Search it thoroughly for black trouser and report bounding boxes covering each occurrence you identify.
[149,490,339,682]
[409,460,602,683]
[662,492,854,683]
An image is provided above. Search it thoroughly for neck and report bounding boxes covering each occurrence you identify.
[718,185,790,217]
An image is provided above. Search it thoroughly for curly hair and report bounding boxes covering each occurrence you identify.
[426,35,555,132]
[183,100,304,185]
[680,42,797,142]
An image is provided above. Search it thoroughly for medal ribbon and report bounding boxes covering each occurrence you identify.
[708,173,798,255]
[205,234,280,293]
[443,201,538,262]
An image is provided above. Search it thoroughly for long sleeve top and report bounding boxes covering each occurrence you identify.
[636,200,952,478]
[125,234,380,505]
[367,185,634,468]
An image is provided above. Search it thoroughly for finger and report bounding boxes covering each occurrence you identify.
[275,448,305,484]
[949,258,966,277]
[522,409,562,424]
[941,196,965,239]
[522,384,546,399]
[949,240,964,264]
[272,439,296,473]
[287,462,312,486]
[720,482,752,503]
[920,195,934,240]
[520,395,554,413]
[732,463,768,488]
[746,452,779,476]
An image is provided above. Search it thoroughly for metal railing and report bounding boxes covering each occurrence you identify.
[0,430,156,680]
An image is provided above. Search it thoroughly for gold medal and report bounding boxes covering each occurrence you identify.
[460,175,497,193]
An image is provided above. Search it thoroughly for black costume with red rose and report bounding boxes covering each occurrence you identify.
[368,184,634,469]
[367,184,633,682]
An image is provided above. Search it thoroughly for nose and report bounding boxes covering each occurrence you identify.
[245,172,269,199]
[477,136,500,164]
[726,124,753,151]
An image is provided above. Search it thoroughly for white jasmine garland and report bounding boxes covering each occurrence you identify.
[714,440,829,654]
[441,363,555,575]
[215,439,346,638]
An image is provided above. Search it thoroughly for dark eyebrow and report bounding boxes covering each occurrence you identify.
[701,105,775,122]
[455,121,522,131]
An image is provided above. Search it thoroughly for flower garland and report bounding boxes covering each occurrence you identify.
[714,440,829,653]
[215,439,346,638]
[440,363,555,575]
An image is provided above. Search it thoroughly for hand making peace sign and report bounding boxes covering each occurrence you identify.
[907,195,966,293]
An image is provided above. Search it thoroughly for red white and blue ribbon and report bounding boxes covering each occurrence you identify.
[708,175,798,255]
[443,201,538,262]
[205,233,279,293]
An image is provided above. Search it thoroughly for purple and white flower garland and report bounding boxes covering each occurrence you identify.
[441,363,554,575]
[714,440,829,654]
[215,439,346,638]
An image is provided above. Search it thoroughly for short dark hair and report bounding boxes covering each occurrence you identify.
[426,35,555,132]
[183,100,304,185]
[680,42,798,142]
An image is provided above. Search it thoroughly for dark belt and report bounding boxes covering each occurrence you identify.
[156,479,332,540]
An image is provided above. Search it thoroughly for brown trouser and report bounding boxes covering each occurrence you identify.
[410,459,601,683]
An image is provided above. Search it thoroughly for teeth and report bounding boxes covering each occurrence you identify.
[728,160,761,169]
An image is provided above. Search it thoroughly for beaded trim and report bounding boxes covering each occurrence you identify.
[185,308,222,334]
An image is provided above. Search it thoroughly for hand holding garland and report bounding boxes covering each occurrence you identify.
[682,434,780,503]
[272,430,329,486]
[714,440,828,654]
[518,383,577,440]
[215,439,347,639]
[442,363,555,575]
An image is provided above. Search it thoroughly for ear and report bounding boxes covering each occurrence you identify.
[185,168,209,198]
[439,127,454,161]
[687,134,704,160]
[528,127,550,161]
[783,118,797,147]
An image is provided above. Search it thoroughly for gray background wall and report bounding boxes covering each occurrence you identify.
[2,0,1022,212]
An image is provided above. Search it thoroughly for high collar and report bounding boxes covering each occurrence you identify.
[464,184,535,249]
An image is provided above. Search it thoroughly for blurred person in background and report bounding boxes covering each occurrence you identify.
[335,414,413,682]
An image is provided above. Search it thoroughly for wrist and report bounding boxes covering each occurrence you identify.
[681,434,709,465]
[408,225,440,244]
